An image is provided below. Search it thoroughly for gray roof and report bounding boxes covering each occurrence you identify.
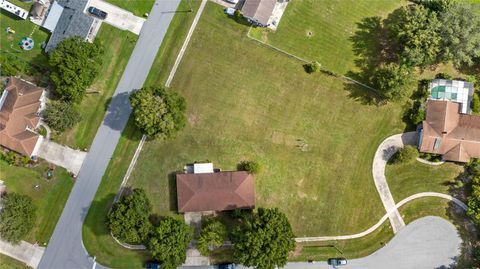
[241,0,276,25]
[45,0,94,52]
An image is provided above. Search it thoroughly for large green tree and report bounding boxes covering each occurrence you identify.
[232,208,295,269]
[43,101,81,132]
[129,87,187,139]
[387,5,441,67]
[146,217,193,269]
[438,3,480,67]
[106,189,152,244]
[197,218,228,256]
[372,63,412,100]
[49,37,104,103]
[467,175,480,224]
[0,192,36,244]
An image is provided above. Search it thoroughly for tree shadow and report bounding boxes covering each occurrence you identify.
[103,91,133,131]
[82,193,116,237]
[343,79,384,106]
[168,172,178,212]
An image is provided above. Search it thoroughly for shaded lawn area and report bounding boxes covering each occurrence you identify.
[0,254,31,269]
[0,160,73,245]
[129,2,406,237]
[0,10,49,68]
[82,1,201,267]
[105,0,154,17]
[249,0,405,75]
[385,161,463,202]
[290,221,393,261]
[56,24,137,149]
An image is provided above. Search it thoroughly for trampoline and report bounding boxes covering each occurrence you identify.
[19,37,34,51]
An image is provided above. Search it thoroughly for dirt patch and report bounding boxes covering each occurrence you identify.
[188,113,200,126]
[271,131,296,146]
[290,244,303,258]
[297,190,307,199]
[306,30,314,38]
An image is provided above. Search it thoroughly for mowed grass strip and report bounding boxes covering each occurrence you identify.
[0,161,73,244]
[385,161,463,202]
[129,2,405,236]
[251,0,405,75]
[105,0,154,17]
[0,253,31,269]
[57,25,137,149]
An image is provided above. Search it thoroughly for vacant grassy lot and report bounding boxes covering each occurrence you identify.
[0,254,31,269]
[83,1,202,267]
[0,9,49,68]
[250,0,405,75]
[385,161,463,202]
[105,0,154,17]
[57,25,137,149]
[0,160,73,244]
[129,3,405,237]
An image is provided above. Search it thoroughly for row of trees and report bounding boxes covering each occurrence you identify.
[107,189,295,269]
[358,0,480,101]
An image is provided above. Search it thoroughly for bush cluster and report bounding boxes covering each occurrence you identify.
[391,145,419,164]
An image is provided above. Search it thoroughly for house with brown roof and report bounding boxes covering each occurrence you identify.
[419,99,480,162]
[0,77,45,157]
[241,0,277,27]
[176,164,255,213]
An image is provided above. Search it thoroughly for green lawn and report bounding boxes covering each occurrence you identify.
[105,0,154,17]
[0,9,49,69]
[129,2,405,238]
[83,1,202,267]
[0,161,73,244]
[291,221,393,261]
[0,254,31,269]
[249,0,405,75]
[385,161,463,202]
[56,25,137,149]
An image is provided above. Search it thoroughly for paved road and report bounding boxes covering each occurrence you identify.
[182,216,461,269]
[37,1,181,269]
[372,132,417,233]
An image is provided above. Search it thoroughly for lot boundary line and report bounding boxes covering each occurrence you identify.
[245,27,380,94]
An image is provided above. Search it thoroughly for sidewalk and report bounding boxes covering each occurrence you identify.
[0,239,45,268]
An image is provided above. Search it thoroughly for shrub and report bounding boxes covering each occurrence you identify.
[0,192,36,244]
[129,87,186,139]
[234,10,242,21]
[106,189,152,244]
[237,160,261,174]
[391,145,419,164]
[197,218,228,256]
[146,217,193,269]
[434,73,453,80]
[43,101,81,132]
[304,61,321,74]
[471,93,480,114]
[409,101,425,125]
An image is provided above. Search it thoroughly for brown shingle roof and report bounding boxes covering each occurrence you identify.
[0,77,42,156]
[241,0,276,25]
[420,100,480,162]
[176,171,255,213]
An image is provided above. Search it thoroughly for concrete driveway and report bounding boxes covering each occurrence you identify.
[0,239,44,269]
[36,140,87,175]
[86,0,146,35]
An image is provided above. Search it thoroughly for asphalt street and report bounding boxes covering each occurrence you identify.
[37,1,181,268]
[183,216,461,269]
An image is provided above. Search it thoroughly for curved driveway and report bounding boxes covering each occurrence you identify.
[372,132,417,233]
[37,1,181,268]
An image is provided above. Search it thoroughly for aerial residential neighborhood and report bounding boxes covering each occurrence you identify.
[0,0,480,269]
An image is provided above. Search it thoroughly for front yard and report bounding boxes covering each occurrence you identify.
[0,160,73,245]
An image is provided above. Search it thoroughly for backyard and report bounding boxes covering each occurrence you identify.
[249,0,405,75]
[129,2,405,237]
[0,160,74,245]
